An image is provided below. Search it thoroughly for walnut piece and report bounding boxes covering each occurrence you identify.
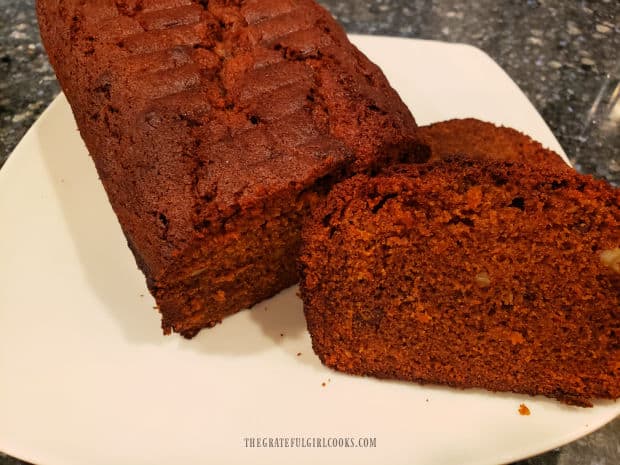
[600,248,620,274]
[475,271,491,288]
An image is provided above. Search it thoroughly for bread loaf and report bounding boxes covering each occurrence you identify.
[37,0,419,337]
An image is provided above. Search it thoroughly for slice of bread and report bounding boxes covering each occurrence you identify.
[416,118,569,169]
[299,157,619,406]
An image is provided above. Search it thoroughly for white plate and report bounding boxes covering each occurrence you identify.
[0,35,617,465]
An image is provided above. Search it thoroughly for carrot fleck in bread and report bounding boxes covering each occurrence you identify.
[415,118,569,169]
[299,157,620,406]
[36,0,419,337]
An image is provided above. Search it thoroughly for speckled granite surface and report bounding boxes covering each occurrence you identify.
[0,1,618,464]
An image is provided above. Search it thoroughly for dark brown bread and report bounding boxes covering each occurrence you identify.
[36,0,418,337]
[299,157,620,406]
[416,118,569,169]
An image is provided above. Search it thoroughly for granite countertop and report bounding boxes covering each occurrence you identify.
[0,0,618,464]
